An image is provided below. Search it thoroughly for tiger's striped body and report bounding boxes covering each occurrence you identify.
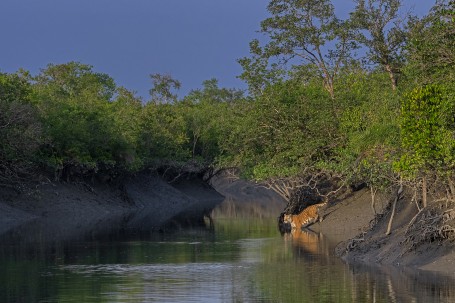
[283,202,327,230]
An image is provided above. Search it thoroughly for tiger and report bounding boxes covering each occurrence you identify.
[283,201,327,230]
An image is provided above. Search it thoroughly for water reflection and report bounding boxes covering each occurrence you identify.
[1,217,455,302]
[347,262,455,303]
[61,263,253,303]
[283,228,329,258]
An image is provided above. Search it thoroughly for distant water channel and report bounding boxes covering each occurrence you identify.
[1,207,455,302]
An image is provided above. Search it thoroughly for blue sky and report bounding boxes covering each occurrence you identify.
[0,0,434,100]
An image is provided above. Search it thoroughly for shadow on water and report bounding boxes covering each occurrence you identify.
[1,197,455,302]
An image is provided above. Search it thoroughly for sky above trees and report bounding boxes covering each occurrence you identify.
[0,0,434,100]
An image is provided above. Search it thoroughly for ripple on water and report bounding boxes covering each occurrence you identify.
[60,263,259,302]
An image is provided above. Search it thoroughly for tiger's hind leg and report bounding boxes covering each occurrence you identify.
[301,217,319,229]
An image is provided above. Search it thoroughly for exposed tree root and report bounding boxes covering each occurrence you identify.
[404,206,455,251]
[346,232,367,252]
[369,213,384,229]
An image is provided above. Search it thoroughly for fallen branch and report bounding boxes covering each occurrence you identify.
[439,225,455,238]
[406,209,423,232]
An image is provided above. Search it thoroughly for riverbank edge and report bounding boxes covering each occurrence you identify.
[312,188,455,275]
[0,172,224,240]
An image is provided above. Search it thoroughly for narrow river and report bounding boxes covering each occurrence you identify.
[1,214,455,302]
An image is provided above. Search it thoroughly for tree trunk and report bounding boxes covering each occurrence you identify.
[422,176,427,208]
[385,194,398,236]
[384,64,397,91]
[192,133,199,159]
[370,186,377,215]
[448,177,455,201]
[327,83,335,100]
[386,181,403,236]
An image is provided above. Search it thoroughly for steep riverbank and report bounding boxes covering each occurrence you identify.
[0,173,224,242]
[311,188,455,274]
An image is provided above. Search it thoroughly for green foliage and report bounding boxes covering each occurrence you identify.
[138,79,245,169]
[181,79,244,162]
[138,102,190,165]
[32,62,140,178]
[219,80,338,180]
[395,85,455,178]
[337,72,400,143]
[1,65,243,181]
[237,40,284,97]
[406,0,455,85]
[34,62,116,101]
[331,71,400,186]
[108,87,143,171]
[149,73,181,104]
[0,72,41,184]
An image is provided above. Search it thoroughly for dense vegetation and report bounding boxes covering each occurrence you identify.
[1,0,454,212]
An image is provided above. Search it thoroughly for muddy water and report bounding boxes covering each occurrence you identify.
[1,214,455,302]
